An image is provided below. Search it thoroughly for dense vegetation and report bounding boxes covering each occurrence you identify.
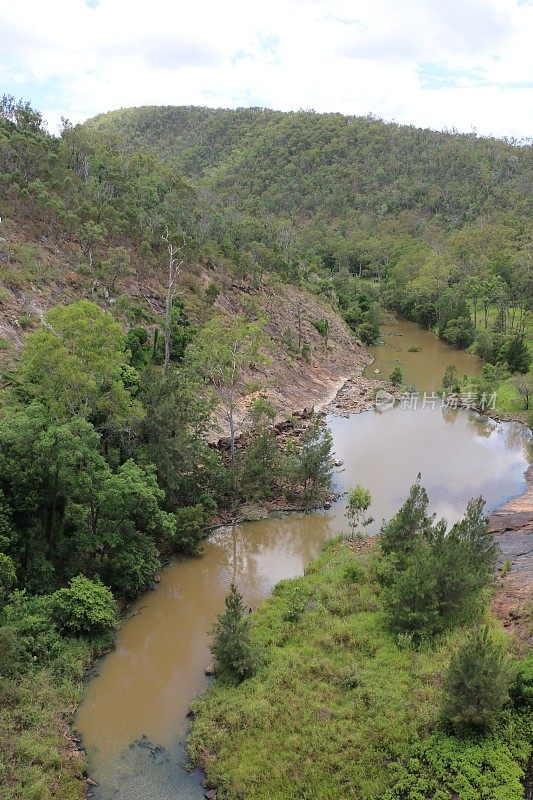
[1,96,532,797]
[189,486,532,800]
[90,104,533,404]
[0,97,338,798]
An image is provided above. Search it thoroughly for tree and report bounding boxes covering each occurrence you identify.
[17,301,140,430]
[153,297,194,366]
[162,228,185,374]
[345,486,373,536]
[49,575,117,635]
[389,366,403,386]
[139,366,224,508]
[312,318,330,352]
[442,364,460,392]
[505,333,531,374]
[99,245,133,293]
[383,539,442,642]
[380,474,434,558]
[380,484,496,642]
[95,460,175,595]
[291,417,334,502]
[442,626,512,733]
[0,553,16,606]
[441,316,475,350]
[188,315,269,467]
[449,496,498,584]
[512,373,533,410]
[172,504,212,555]
[210,583,257,683]
[239,398,281,499]
[125,326,151,369]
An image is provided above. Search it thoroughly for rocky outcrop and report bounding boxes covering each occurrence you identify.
[490,464,533,643]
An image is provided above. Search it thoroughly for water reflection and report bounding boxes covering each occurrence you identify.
[77,318,530,800]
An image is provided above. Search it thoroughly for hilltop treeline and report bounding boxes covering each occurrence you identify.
[89,104,532,368]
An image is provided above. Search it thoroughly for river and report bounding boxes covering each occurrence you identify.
[76,317,532,800]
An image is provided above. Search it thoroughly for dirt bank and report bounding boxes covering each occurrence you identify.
[490,464,533,644]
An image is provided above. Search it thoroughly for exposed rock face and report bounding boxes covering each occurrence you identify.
[490,464,533,643]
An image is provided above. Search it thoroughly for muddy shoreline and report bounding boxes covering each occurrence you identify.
[78,346,533,796]
[490,463,533,644]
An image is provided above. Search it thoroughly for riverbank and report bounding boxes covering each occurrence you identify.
[74,315,532,800]
[490,463,533,644]
[188,538,532,800]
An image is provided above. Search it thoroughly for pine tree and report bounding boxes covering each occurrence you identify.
[380,474,434,558]
[210,584,257,683]
[505,333,531,374]
[442,626,512,733]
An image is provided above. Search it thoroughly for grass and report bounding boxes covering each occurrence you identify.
[469,304,532,415]
[188,540,531,800]
[0,633,106,800]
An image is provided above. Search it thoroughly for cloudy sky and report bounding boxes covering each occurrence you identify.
[1,0,532,138]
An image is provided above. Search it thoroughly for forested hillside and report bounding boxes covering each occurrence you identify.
[89,104,533,404]
[1,96,532,798]
[0,97,371,798]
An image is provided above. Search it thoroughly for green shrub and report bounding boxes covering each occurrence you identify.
[0,553,16,605]
[509,654,533,710]
[209,583,258,683]
[442,626,512,733]
[49,576,117,636]
[172,504,211,554]
[205,282,220,305]
[389,366,403,386]
[279,583,309,623]
[18,314,34,330]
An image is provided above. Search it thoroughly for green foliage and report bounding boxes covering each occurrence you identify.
[138,365,224,507]
[16,301,139,428]
[345,485,373,536]
[188,314,270,464]
[380,474,433,558]
[49,575,117,635]
[509,654,533,710]
[442,626,512,733]
[505,333,531,374]
[288,417,334,503]
[0,553,16,605]
[153,297,194,365]
[171,504,211,555]
[190,540,532,800]
[442,364,460,392]
[470,362,508,405]
[238,398,282,499]
[384,713,532,800]
[205,282,220,305]
[210,583,257,683]
[3,97,533,800]
[389,366,403,386]
[380,480,497,643]
[441,316,476,350]
[312,318,329,339]
[125,326,151,368]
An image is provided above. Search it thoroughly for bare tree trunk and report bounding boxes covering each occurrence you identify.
[296,302,303,349]
[162,229,184,375]
[229,411,236,468]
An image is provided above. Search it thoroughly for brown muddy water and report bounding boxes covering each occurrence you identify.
[363,315,483,389]
[76,318,531,800]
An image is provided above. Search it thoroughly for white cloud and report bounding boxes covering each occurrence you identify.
[1,0,532,137]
